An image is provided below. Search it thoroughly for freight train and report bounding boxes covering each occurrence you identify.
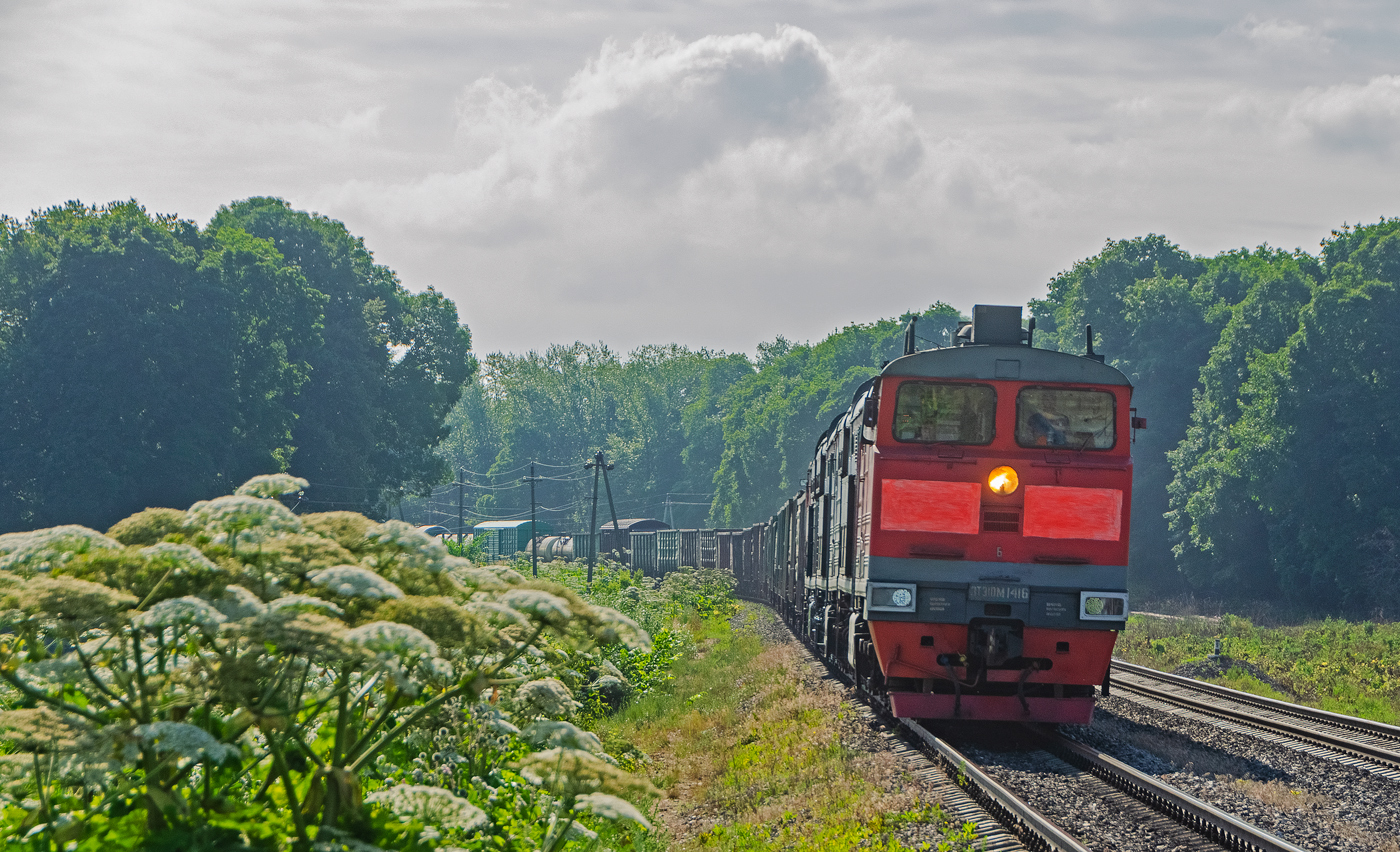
[733,305,1137,723]
[525,305,1137,723]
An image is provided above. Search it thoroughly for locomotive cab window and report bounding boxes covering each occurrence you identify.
[1016,387,1116,449]
[892,382,995,444]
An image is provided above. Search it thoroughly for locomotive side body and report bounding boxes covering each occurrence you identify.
[765,307,1133,724]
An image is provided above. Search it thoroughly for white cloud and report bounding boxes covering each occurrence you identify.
[1288,75,1400,153]
[5,2,1400,354]
[1232,15,1333,53]
[324,26,1038,292]
[338,29,948,227]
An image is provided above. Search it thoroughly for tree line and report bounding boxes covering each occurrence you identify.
[439,220,1400,618]
[8,193,1399,616]
[0,198,473,531]
[419,305,962,533]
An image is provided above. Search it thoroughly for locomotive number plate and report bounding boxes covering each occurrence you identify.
[968,584,1030,602]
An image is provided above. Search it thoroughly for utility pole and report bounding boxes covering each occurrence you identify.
[523,463,542,577]
[584,452,602,586]
[457,467,466,548]
[600,453,620,555]
[663,493,674,527]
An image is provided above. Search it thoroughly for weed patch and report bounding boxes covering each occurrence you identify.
[1117,613,1400,723]
[592,605,979,851]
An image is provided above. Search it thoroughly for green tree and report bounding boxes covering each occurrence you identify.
[1166,251,1317,599]
[1029,236,1212,598]
[209,198,474,514]
[1225,221,1400,612]
[431,343,750,530]
[0,201,319,531]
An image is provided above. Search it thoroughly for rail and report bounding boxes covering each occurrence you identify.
[900,719,1091,852]
[1037,729,1308,852]
[1111,659,1400,771]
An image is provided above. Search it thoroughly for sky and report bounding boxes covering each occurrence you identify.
[4,1,1400,357]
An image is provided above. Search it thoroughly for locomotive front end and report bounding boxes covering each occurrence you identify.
[858,306,1133,723]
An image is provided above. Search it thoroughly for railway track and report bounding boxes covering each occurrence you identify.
[770,604,1309,852]
[916,719,1310,852]
[1110,659,1400,781]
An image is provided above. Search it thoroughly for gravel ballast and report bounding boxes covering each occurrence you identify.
[1068,695,1400,852]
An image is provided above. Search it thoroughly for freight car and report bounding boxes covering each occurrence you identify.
[726,305,1137,723]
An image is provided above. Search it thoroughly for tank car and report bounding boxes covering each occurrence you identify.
[750,305,1137,723]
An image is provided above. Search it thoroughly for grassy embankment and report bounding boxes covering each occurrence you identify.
[529,560,980,852]
[1117,613,1400,723]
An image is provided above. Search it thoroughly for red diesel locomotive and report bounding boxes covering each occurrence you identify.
[735,304,1137,723]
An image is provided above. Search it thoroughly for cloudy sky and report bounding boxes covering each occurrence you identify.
[3,1,1398,356]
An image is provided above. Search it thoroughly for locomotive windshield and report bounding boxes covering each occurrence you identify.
[892,382,995,444]
[1016,387,1115,449]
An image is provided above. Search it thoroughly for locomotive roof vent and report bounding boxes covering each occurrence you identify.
[956,304,1027,347]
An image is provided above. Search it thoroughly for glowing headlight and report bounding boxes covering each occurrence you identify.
[988,465,1019,495]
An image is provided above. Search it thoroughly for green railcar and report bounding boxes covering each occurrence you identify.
[473,520,553,560]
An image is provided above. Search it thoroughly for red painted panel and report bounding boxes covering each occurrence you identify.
[880,479,981,534]
[1023,485,1122,541]
[888,693,1094,724]
[869,621,1117,685]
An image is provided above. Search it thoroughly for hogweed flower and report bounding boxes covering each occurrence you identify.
[134,596,227,631]
[308,566,405,600]
[136,721,239,765]
[0,526,123,575]
[186,495,303,541]
[522,720,604,754]
[139,542,220,575]
[574,792,652,828]
[594,608,651,651]
[517,747,654,797]
[365,521,448,573]
[213,585,267,619]
[500,589,573,627]
[268,594,345,617]
[234,474,308,499]
[515,678,580,718]
[345,621,438,659]
[364,784,488,832]
[9,576,138,624]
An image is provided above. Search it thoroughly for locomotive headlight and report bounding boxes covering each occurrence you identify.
[867,583,917,612]
[988,465,1019,495]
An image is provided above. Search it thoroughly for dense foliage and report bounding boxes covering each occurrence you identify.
[0,474,663,851]
[0,199,473,532]
[430,344,751,530]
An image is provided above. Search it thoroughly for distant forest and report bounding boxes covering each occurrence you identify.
[5,198,1400,616]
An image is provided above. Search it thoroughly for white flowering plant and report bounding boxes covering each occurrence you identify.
[0,476,657,852]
